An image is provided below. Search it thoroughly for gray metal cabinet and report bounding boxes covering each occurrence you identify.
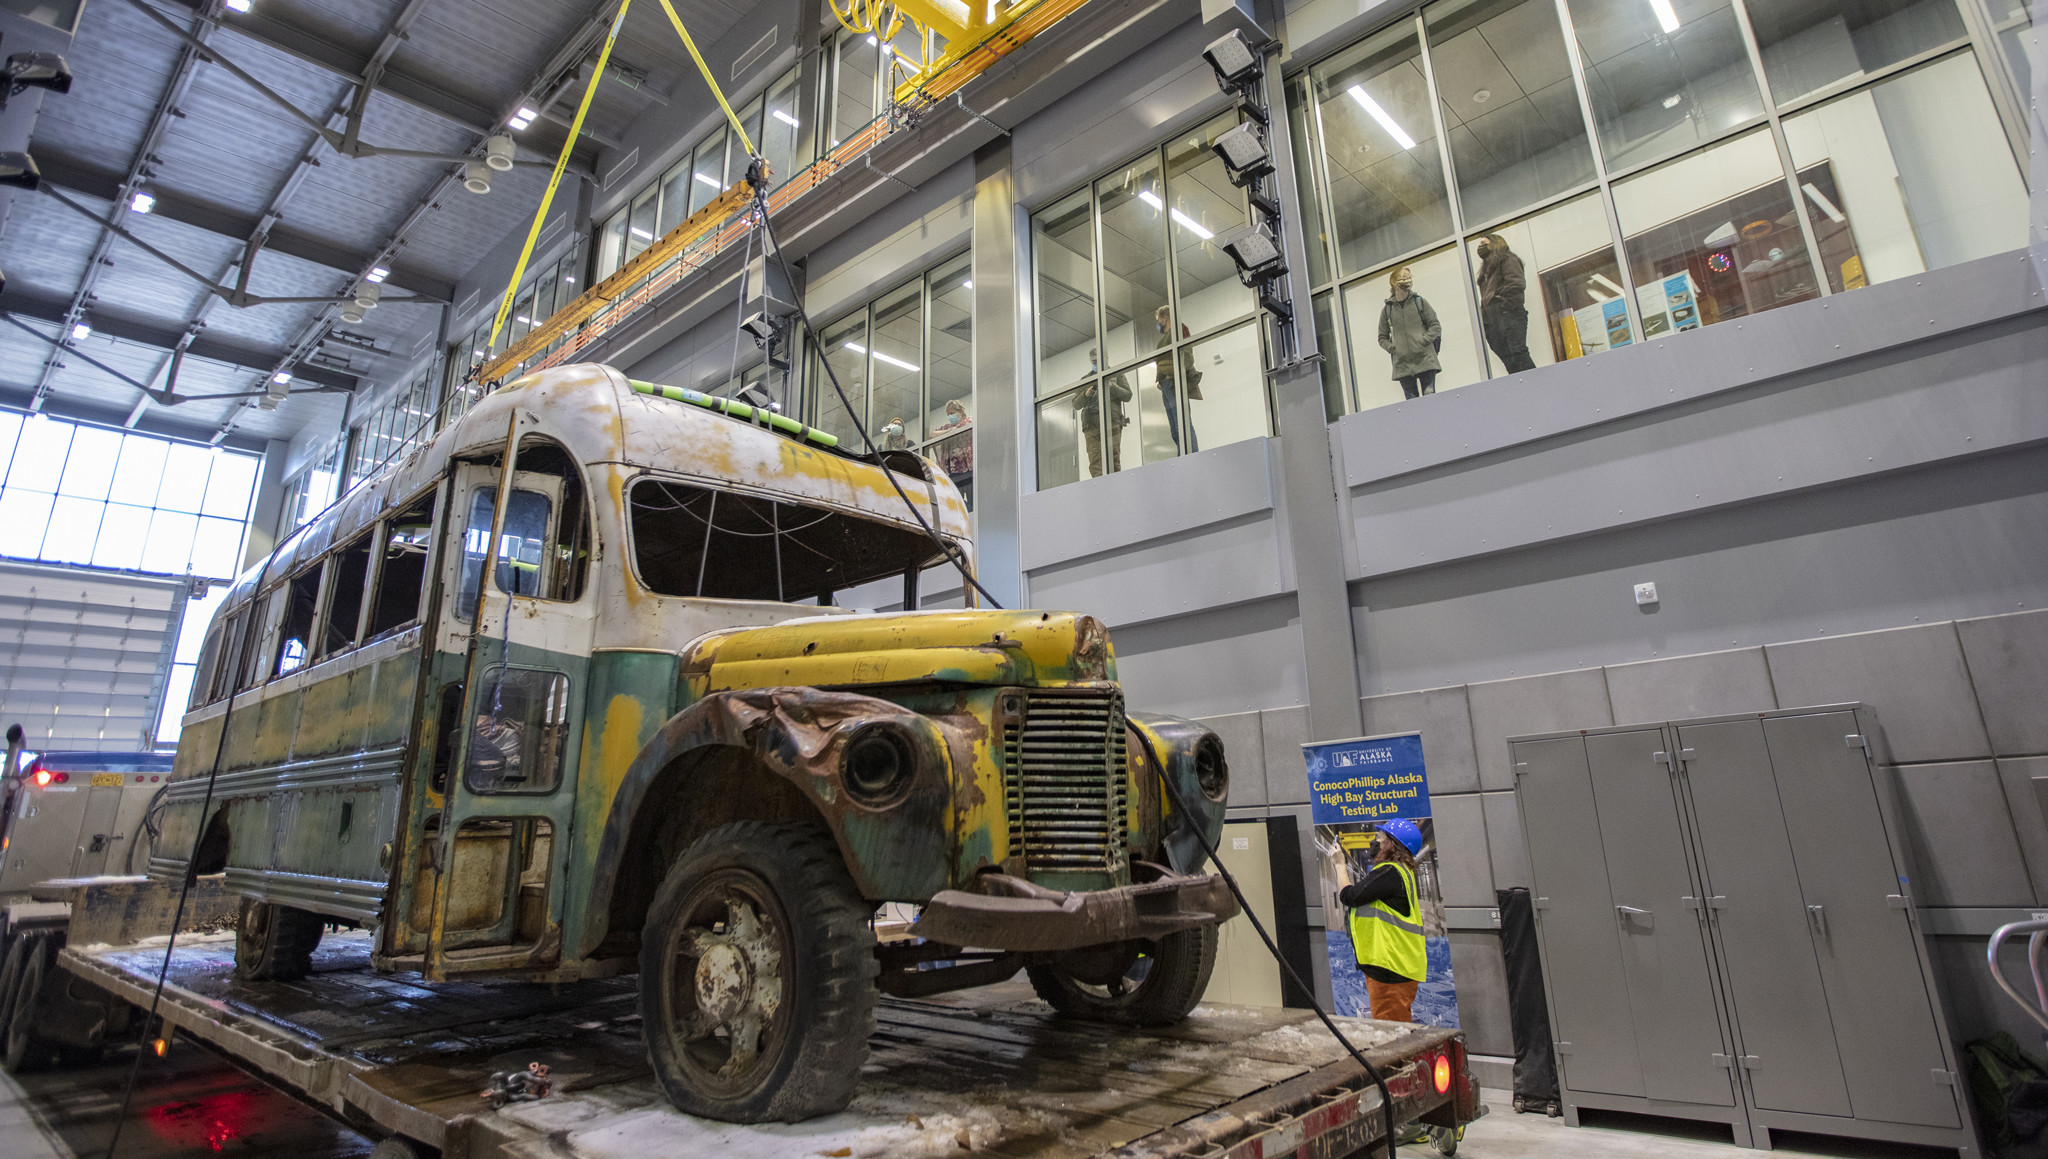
[1514,705,1977,1156]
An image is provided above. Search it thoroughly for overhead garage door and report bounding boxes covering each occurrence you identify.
[0,560,188,751]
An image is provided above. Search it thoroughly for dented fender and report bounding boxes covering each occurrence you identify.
[581,687,957,957]
[1129,714,1229,873]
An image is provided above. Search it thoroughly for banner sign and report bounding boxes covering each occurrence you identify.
[1302,731,1461,1029]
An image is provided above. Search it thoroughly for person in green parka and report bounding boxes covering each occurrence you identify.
[1377,264,1442,399]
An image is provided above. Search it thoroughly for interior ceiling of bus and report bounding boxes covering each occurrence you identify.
[0,0,752,451]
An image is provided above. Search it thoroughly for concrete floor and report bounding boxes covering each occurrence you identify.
[1416,1091,1959,1159]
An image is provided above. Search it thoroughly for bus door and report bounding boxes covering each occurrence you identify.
[406,434,596,975]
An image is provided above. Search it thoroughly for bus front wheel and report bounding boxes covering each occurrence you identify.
[639,821,877,1123]
[234,899,324,981]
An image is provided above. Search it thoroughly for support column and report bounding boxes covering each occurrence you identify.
[243,437,291,571]
[969,137,1025,609]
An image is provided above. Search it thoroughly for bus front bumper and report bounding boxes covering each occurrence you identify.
[908,871,1239,952]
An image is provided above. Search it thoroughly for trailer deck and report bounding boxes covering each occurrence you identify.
[60,929,1471,1158]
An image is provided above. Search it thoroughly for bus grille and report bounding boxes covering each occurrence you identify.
[1002,688,1128,879]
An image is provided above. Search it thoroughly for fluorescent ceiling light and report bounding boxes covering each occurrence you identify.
[516,315,532,324]
[962,279,972,288]
[1801,182,1846,223]
[365,266,388,283]
[881,43,894,56]
[508,105,540,132]
[223,0,251,11]
[844,341,868,353]
[1169,208,1212,240]
[694,172,721,188]
[772,109,801,128]
[272,371,293,385]
[867,34,879,45]
[1348,85,1416,150]
[1591,272,1625,296]
[872,350,919,371]
[70,323,90,341]
[1662,93,1682,109]
[630,227,653,239]
[1137,189,1163,212]
[1647,0,1681,33]
[1702,220,1737,246]
[564,276,576,284]
[129,191,155,214]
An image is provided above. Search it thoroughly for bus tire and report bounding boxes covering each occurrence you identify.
[3,936,53,1072]
[639,821,877,1123]
[0,936,24,1041]
[235,900,324,982]
[1026,922,1218,1027]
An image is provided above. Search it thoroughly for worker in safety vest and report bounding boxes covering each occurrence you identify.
[1340,818,1427,1022]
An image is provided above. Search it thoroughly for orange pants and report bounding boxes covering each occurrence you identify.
[1366,976,1419,1022]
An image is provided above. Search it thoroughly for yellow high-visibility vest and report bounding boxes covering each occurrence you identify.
[1348,860,1426,982]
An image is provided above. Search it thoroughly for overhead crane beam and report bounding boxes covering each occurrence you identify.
[2,291,360,391]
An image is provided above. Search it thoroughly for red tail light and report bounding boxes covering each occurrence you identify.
[1433,1052,1452,1095]
[52,771,68,783]
[32,768,50,787]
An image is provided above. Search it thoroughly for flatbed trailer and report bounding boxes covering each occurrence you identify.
[43,912,1479,1159]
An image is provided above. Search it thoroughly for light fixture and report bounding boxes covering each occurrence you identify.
[630,226,653,240]
[1138,189,1164,212]
[1801,182,1845,223]
[485,133,516,171]
[463,159,491,195]
[1212,121,1273,186]
[1591,273,1625,297]
[516,315,532,324]
[962,279,972,289]
[508,105,539,131]
[341,305,365,323]
[354,281,381,310]
[0,151,40,191]
[1202,30,1261,88]
[867,34,879,45]
[1170,208,1213,240]
[844,341,868,353]
[1662,92,1683,109]
[365,266,388,283]
[129,190,155,214]
[872,349,919,372]
[772,108,801,128]
[564,276,576,285]
[223,0,250,11]
[1647,0,1681,33]
[693,172,721,188]
[1219,224,1285,281]
[271,371,292,384]
[1348,85,1416,150]
[1701,220,1737,246]
[881,42,894,56]
[70,322,90,341]
[1586,286,1614,302]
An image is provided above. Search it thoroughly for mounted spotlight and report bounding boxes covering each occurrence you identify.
[340,304,365,324]
[507,105,539,132]
[129,189,155,214]
[1218,223,1286,283]
[2,53,70,108]
[485,133,516,172]
[1203,31,1261,90]
[1212,121,1273,187]
[354,281,381,310]
[364,266,388,284]
[223,0,252,11]
[0,151,40,191]
[69,322,90,341]
[463,160,491,195]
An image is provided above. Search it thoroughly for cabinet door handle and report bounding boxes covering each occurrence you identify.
[1807,904,1827,935]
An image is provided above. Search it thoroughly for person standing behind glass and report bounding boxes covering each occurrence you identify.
[1076,348,1131,477]
[1377,265,1442,399]
[1476,233,1537,373]
[1152,305,1199,454]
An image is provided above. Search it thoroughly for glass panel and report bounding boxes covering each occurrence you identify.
[1746,0,1966,106]
[157,664,195,743]
[1167,116,1254,334]
[494,489,552,598]
[1613,128,1813,332]
[158,445,212,512]
[1036,388,1087,488]
[1471,192,1631,371]
[272,563,322,678]
[658,161,692,234]
[868,282,923,448]
[510,290,535,345]
[763,69,804,187]
[533,263,558,323]
[367,495,434,637]
[1179,321,1265,453]
[58,426,121,500]
[689,130,728,216]
[1782,52,2026,292]
[0,411,20,492]
[1427,0,1598,226]
[1990,3,2030,100]
[1310,21,1455,274]
[42,496,101,564]
[1312,290,1347,419]
[926,255,974,444]
[465,667,570,793]
[0,489,53,553]
[112,433,168,502]
[627,188,658,256]
[930,429,974,509]
[178,587,228,664]
[191,516,244,579]
[598,212,627,278]
[456,487,494,621]
[1564,0,1768,170]
[1096,153,1171,372]
[814,315,869,444]
[92,503,151,570]
[833,31,878,148]
[6,419,70,491]
[1032,189,1097,397]
[141,509,198,574]
[1343,245,1488,410]
[202,450,258,519]
[1287,75,1334,288]
[887,21,924,93]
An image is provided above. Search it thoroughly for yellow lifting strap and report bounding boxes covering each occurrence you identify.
[654,0,755,156]
[488,0,636,351]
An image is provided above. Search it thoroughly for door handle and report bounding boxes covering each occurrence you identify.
[1616,905,1650,916]
[1807,904,1827,936]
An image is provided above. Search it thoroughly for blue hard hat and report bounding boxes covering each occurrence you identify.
[1379,819,1424,856]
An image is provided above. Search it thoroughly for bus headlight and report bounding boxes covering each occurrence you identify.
[842,723,918,808]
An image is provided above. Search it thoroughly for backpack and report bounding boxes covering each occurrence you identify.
[1968,1031,2048,1157]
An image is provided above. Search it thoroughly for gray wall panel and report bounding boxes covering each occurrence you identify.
[1892,761,2034,907]
[1026,513,1288,628]
[1360,685,1482,795]
[1262,705,1310,806]
[1465,668,1613,791]
[1605,648,1777,726]
[1108,594,1306,718]
[1766,623,1992,763]
[1958,608,2048,757]
[1997,756,2048,904]
[1482,790,1532,889]
[1431,793,1494,907]
[1017,435,1276,572]
[1927,934,2048,1062]
[1199,709,1268,808]
[1447,931,1515,1057]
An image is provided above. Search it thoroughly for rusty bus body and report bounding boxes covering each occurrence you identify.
[151,363,1235,1121]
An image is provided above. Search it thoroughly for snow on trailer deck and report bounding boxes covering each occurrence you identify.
[60,930,1467,1159]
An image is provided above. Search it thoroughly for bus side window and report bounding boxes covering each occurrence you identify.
[515,438,591,603]
[190,624,222,709]
[207,611,245,702]
[273,562,324,677]
[464,667,570,794]
[320,530,375,657]
[431,681,464,796]
[457,487,553,620]
[240,588,287,691]
[366,492,436,639]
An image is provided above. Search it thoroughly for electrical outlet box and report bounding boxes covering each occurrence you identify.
[1634,582,1659,606]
